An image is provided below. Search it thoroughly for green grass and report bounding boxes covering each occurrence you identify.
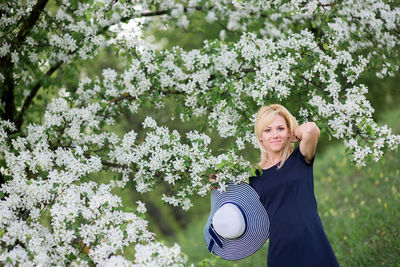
[315,145,400,266]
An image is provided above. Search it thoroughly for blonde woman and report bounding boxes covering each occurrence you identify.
[249,104,339,266]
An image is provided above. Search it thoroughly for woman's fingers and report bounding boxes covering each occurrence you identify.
[290,132,300,143]
[209,174,218,190]
[209,174,216,183]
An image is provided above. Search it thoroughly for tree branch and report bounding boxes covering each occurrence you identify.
[97,5,205,37]
[110,92,135,104]
[101,160,127,169]
[139,6,203,17]
[353,125,375,142]
[140,10,169,17]
[1,55,16,123]
[16,0,49,45]
[0,0,48,127]
[15,61,63,132]
[319,0,337,8]
[0,170,5,185]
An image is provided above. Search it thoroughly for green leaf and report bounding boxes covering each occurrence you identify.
[72,223,80,230]
[0,229,5,238]
[25,234,32,243]
[100,102,108,108]
[312,20,318,28]
[145,100,151,108]
[323,43,329,50]
[366,125,374,135]
[215,162,225,170]
[120,223,127,231]
[250,168,256,177]
[66,252,78,261]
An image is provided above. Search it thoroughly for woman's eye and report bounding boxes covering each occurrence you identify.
[279,127,284,131]
[265,129,271,133]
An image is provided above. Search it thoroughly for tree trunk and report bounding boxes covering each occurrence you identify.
[142,199,176,237]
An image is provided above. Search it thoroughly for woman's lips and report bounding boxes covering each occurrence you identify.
[271,141,281,143]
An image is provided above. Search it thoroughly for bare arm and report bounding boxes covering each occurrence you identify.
[292,122,320,164]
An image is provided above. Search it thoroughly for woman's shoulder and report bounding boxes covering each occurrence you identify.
[291,146,301,157]
[292,145,314,166]
[248,169,262,186]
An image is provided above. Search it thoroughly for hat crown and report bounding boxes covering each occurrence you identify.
[212,203,246,239]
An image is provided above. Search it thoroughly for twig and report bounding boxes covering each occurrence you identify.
[15,61,63,132]
[140,6,203,17]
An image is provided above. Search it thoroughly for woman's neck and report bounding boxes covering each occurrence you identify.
[265,152,282,166]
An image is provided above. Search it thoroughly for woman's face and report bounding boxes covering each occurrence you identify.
[260,114,290,154]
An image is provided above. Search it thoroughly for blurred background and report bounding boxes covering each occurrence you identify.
[28,8,400,266]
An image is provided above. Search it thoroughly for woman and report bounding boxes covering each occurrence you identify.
[249,104,339,266]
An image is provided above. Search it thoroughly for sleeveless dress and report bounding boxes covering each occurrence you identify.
[249,147,339,267]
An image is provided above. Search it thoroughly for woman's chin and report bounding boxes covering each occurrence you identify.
[268,146,283,152]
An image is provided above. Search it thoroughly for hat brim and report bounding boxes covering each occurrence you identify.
[204,182,270,261]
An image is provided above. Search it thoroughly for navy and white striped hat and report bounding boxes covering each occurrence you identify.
[203,182,270,260]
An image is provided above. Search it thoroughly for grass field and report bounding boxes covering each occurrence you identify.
[168,109,400,266]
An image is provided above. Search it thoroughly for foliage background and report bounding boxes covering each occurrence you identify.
[1,0,400,265]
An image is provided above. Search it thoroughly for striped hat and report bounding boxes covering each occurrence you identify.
[203,182,270,260]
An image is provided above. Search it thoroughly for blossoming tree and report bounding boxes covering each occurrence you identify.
[1,0,399,265]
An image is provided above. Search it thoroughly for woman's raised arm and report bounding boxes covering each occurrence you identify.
[293,122,320,164]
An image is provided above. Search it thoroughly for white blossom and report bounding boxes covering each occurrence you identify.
[136,201,147,214]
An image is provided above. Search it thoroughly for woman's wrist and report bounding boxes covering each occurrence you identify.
[294,122,319,142]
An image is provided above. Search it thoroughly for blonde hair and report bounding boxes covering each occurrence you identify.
[254,104,298,169]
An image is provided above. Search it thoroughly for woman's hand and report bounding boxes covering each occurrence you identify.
[209,174,218,190]
[290,131,301,143]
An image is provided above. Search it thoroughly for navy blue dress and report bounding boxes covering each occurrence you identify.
[249,147,339,267]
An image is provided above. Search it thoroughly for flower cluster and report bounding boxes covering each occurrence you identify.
[0,99,251,265]
[0,114,156,265]
[109,116,250,209]
[133,242,187,266]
